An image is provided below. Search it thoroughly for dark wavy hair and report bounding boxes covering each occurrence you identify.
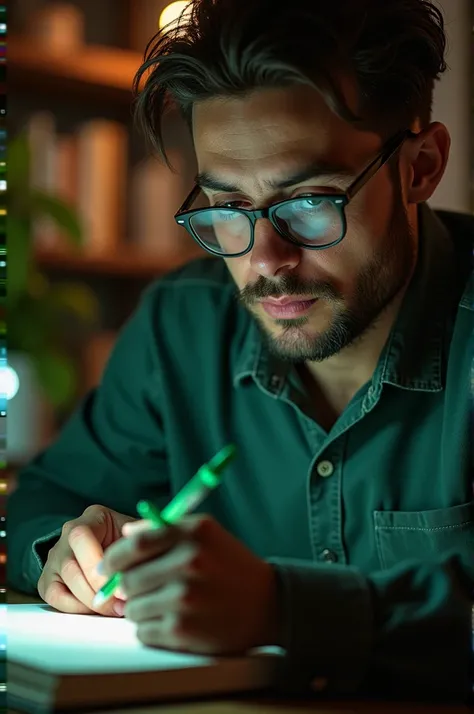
[133,0,447,166]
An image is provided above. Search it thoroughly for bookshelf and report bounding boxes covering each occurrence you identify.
[9,36,143,104]
[9,17,202,428]
[11,34,200,278]
[35,245,206,278]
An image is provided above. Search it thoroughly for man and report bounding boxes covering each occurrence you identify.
[8,0,474,701]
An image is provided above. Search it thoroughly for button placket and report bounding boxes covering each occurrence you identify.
[308,443,346,566]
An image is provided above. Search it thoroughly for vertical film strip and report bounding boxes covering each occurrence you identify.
[470,1,474,702]
[0,3,6,708]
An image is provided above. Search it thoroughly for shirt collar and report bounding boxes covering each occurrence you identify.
[233,316,290,397]
[376,202,456,393]
[233,202,458,396]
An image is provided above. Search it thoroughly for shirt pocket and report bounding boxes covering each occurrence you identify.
[373,501,474,570]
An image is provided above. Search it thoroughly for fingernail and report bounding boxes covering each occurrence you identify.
[96,560,104,575]
[114,601,125,617]
[123,519,153,536]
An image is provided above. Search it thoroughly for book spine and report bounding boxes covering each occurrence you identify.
[56,133,78,207]
[55,133,79,247]
[129,149,191,256]
[77,120,128,254]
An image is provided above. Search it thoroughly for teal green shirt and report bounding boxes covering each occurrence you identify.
[8,204,474,700]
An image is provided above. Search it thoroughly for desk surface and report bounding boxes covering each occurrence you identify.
[7,590,470,714]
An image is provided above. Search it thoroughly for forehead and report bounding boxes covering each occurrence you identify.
[192,85,378,178]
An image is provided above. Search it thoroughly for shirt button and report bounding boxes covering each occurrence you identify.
[269,375,282,391]
[320,549,338,563]
[316,460,334,478]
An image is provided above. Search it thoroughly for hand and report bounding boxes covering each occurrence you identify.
[101,515,280,655]
[37,504,137,617]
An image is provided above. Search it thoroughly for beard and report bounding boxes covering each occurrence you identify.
[236,184,416,363]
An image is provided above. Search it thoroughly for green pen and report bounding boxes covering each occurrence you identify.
[92,444,237,608]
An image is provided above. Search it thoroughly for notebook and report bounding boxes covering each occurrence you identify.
[5,604,285,713]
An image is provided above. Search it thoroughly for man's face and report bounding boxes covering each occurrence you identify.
[192,86,416,363]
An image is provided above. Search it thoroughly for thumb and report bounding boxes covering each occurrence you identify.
[122,519,155,537]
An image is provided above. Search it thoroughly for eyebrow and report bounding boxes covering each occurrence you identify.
[195,159,355,192]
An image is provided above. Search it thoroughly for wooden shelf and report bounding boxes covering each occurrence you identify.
[35,246,206,278]
[9,36,143,103]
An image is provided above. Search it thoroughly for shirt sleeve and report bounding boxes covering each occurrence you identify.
[7,284,170,595]
[268,552,472,701]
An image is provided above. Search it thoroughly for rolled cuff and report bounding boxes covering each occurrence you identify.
[8,517,69,594]
[267,558,374,696]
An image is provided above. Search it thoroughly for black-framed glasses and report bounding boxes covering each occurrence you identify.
[174,128,417,258]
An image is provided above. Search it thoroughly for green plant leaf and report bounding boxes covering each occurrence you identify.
[48,282,100,325]
[7,294,53,352]
[30,190,83,246]
[6,215,32,304]
[32,349,77,410]
[8,133,30,188]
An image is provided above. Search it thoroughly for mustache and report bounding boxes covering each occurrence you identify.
[238,275,340,305]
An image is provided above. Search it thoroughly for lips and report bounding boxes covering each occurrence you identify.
[260,298,317,318]
[261,296,315,307]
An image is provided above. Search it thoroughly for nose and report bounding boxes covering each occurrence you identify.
[249,218,302,277]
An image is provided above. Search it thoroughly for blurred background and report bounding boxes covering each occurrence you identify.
[3,0,474,473]
[6,0,207,470]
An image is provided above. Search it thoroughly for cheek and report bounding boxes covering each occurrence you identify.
[223,257,248,291]
[305,242,364,294]
[355,172,394,239]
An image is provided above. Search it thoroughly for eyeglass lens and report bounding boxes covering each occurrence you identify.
[188,196,344,255]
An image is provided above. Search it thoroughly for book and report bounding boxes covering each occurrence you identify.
[6,604,284,713]
[129,151,193,257]
[77,119,128,254]
[56,133,78,209]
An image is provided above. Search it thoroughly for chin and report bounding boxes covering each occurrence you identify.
[264,320,321,360]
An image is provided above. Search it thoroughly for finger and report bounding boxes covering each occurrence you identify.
[66,526,122,616]
[121,541,197,599]
[103,527,181,576]
[68,524,110,593]
[59,556,124,617]
[41,572,95,615]
[123,515,207,543]
[122,519,154,536]
[136,611,189,652]
[124,580,189,623]
[45,575,124,618]
[59,553,117,615]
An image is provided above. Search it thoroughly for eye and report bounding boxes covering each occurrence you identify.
[216,211,240,222]
[295,196,329,211]
[213,200,247,209]
[301,197,325,207]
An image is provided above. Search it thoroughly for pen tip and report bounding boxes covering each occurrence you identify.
[92,592,107,609]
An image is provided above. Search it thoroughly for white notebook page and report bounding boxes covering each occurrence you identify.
[6,604,283,675]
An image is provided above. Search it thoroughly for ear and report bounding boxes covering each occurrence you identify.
[404,122,451,204]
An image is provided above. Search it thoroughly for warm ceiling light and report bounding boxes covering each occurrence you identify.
[159,1,192,31]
